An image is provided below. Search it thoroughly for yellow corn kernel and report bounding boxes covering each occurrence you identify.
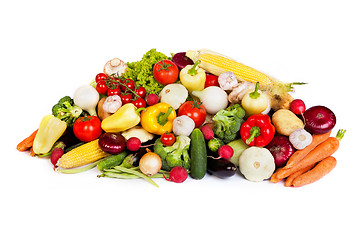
[56,139,110,169]
[186,49,272,86]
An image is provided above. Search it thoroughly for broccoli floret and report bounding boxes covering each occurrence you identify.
[213,104,245,143]
[52,96,83,127]
[153,135,191,171]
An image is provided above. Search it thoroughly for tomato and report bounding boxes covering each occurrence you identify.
[73,116,102,142]
[160,132,176,146]
[178,101,207,128]
[121,79,135,91]
[153,60,179,85]
[96,80,109,95]
[107,87,121,96]
[135,86,147,98]
[120,93,133,104]
[132,98,146,108]
[205,73,219,88]
[95,73,108,83]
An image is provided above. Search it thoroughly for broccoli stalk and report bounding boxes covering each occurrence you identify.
[52,96,83,127]
[154,135,191,171]
[212,104,245,143]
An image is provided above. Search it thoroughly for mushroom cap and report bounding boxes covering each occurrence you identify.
[103,58,128,77]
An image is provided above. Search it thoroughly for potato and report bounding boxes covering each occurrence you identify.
[272,109,304,136]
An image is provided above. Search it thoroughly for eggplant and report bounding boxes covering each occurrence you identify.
[207,157,237,179]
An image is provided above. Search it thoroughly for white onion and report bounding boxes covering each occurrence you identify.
[192,86,228,114]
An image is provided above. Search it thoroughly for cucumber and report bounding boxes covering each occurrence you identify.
[190,128,207,179]
[97,151,128,171]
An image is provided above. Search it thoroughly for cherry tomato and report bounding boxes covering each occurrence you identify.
[178,101,207,128]
[205,73,219,88]
[95,73,108,83]
[153,59,179,85]
[107,87,121,96]
[120,93,133,104]
[121,79,135,91]
[73,116,102,142]
[160,132,176,146]
[135,86,147,99]
[132,98,146,108]
[96,80,109,95]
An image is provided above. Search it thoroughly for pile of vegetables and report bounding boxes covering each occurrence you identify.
[16,48,345,187]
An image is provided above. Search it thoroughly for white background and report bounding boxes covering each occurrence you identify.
[1,0,359,239]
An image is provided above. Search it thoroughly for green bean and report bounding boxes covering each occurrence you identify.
[113,166,159,187]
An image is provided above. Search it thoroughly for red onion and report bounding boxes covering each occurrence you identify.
[98,132,126,154]
[303,105,336,134]
[266,135,295,168]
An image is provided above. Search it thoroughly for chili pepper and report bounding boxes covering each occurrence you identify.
[33,115,67,154]
[240,114,275,147]
[140,102,177,135]
[101,103,144,133]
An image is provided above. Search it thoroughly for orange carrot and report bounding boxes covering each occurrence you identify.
[284,163,316,187]
[292,156,337,187]
[277,129,345,179]
[30,147,36,157]
[270,171,282,183]
[16,129,38,152]
[283,131,331,170]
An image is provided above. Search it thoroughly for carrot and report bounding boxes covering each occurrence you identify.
[292,156,337,187]
[277,129,345,179]
[30,147,36,157]
[16,129,38,151]
[270,171,282,183]
[283,131,331,170]
[284,163,316,187]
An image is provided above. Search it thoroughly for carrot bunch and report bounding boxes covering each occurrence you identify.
[16,129,38,156]
[271,129,346,187]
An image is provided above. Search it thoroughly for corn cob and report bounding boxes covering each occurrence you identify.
[56,139,110,169]
[186,49,272,85]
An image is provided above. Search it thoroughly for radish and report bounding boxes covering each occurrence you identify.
[163,166,188,183]
[199,125,214,140]
[145,94,159,106]
[290,99,306,115]
[50,148,64,168]
[218,145,234,160]
[126,137,141,152]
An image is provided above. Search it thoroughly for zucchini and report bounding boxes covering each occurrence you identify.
[190,128,207,179]
[97,151,128,171]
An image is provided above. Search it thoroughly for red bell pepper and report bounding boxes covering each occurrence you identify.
[240,114,275,147]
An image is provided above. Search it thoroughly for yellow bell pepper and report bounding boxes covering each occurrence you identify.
[179,60,206,95]
[101,103,143,133]
[33,115,67,154]
[140,102,176,135]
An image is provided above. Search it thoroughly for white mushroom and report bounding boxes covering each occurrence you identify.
[103,58,128,77]
[228,81,255,104]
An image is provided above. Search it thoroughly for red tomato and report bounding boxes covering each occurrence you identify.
[121,79,135,91]
[120,93,133,104]
[73,116,102,142]
[153,60,179,85]
[205,73,219,88]
[107,87,121,96]
[135,86,147,98]
[178,101,207,128]
[132,98,146,108]
[95,73,108,83]
[96,80,109,95]
[160,132,176,146]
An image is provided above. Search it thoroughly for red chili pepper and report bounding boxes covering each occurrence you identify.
[240,114,275,147]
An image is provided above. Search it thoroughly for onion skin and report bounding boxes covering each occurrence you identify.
[303,106,336,134]
[139,152,162,176]
[98,132,126,154]
[266,135,295,168]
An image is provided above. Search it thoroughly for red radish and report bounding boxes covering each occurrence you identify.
[290,99,306,115]
[303,105,336,134]
[145,94,159,106]
[164,166,188,183]
[126,137,141,152]
[218,145,234,160]
[266,135,295,168]
[199,125,214,140]
[51,148,64,168]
